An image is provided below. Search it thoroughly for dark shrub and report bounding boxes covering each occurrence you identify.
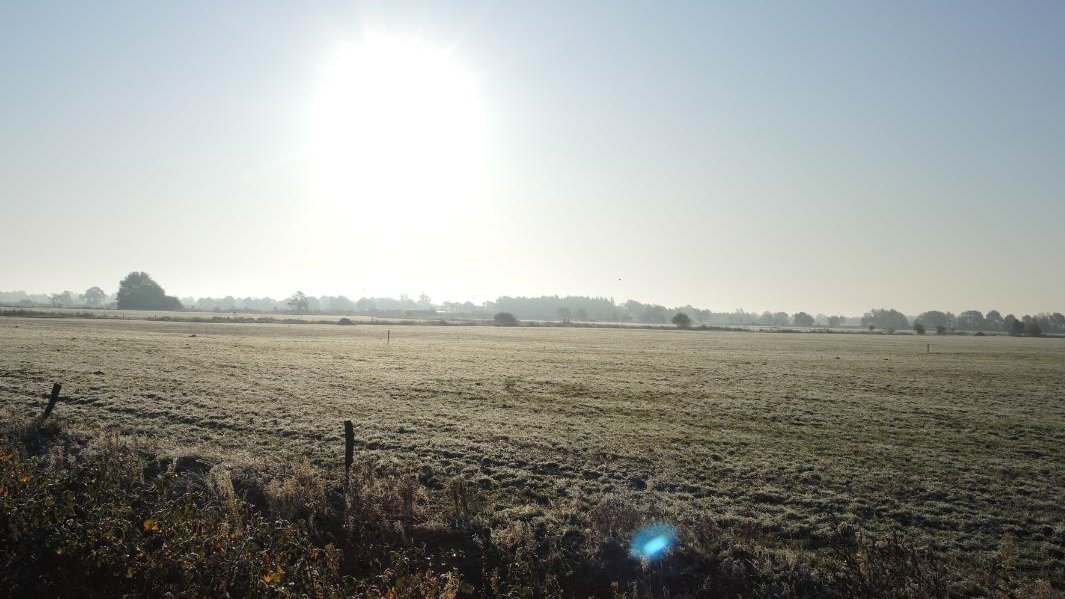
[0,414,1050,598]
[493,312,518,326]
[671,313,692,329]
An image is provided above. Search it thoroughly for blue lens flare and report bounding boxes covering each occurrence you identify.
[643,535,669,556]
[629,523,677,561]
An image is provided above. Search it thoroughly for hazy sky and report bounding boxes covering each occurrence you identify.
[2,1,1063,315]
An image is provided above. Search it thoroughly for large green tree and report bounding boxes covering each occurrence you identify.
[116,272,182,310]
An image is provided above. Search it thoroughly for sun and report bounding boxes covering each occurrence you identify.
[310,35,487,220]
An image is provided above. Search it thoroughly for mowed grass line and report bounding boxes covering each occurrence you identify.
[1,316,1063,576]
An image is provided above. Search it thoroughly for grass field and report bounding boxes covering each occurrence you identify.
[2,314,1063,589]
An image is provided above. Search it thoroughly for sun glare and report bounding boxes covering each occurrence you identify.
[310,35,487,221]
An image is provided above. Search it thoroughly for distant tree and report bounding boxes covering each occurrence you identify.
[671,312,691,329]
[792,312,815,327]
[84,286,107,307]
[287,291,309,314]
[916,311,954,331]
[639,304,669,323]
[1023,316,1043,337]
[116,272,182,310]
[1004,314,1023,336]
[1052,313,1065,333]
[491,295,614,321]
[914,322,926,335]
[46,291,73,307]
[985,310,1004,331]
[935,325,947,335]
[321,295,356,313]
[493,312,518,326]
[556,307,572,323]
[826,315,845,328]
[955,310,986,331]
[862,308,908,330]
[441,300,482,314]
[355,297,376,312]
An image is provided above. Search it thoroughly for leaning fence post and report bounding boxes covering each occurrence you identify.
[344,420,354,486]
[39,382,61,423]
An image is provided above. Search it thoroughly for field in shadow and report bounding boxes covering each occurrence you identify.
[3,413,1058,598]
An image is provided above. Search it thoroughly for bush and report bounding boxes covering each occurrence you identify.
[0,414,1055,598]
[914,322,926,335]
[493,312,518,326]
[0,416,458,598]
[337,317,354,325]
[671,312,691,328]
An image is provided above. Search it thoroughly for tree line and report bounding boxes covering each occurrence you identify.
[858,307,1064,335]
[485,296,849,327]
[0,287,110,308]
[1,274,1061,335]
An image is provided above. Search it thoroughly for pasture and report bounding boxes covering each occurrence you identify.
[1,315,1063,580]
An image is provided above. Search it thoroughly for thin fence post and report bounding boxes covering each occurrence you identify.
[387,329,390,344]
[344,420,354,487]
[39,382,61,423]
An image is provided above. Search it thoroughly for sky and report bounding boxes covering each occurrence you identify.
[2,1,1063,315]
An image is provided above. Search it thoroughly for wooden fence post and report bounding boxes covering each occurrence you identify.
[39,382,61,423]
[344,420,354,486]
